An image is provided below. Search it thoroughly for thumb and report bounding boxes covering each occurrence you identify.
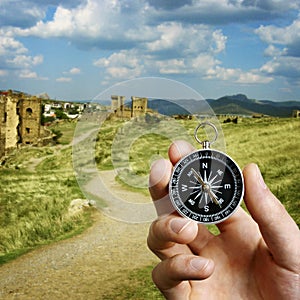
[243,163,300,270]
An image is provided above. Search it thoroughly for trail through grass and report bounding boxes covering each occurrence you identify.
[0,121,91,264]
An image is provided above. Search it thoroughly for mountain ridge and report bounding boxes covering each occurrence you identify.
[148,94,300,117]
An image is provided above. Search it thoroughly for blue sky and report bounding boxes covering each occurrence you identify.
[0,0,300,101]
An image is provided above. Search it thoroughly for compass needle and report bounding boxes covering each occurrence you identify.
[204,193,208,205]
[191,168,205,187]
[209,190,222,208]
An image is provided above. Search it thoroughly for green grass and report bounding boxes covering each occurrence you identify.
[49,120,77,145]
[102,265,164,300]
[222,117,300,224]
[94,116,299,225]
[0,120,93,264]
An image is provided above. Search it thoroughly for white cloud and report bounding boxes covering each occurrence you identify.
[14,0,156,49]
[264,45,287,57]
[64,67,81,75]
[236,71,273,84]
[0,31,27,56]
[191,55,221,73]
[56,77,72,82]
[207,65,273,84]
[255,18,300,45]
[18,6,74,38]
[0,0,82,28]
[155,59,187,74]
[260,56,300,78]
[0,30,45,81]
[69,67,81,74]
[93,20,227,81]
[7,54,43,68]
[145,23,226,56]
[255,18,300,57]
[19,70,38,79]
[255,17,300,83]
[18,69,48,80]
[94,50,144,79]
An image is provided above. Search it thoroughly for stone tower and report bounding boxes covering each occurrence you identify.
[0,92,19,157]
[18,96,41,145]
[131,96,147,117]
[0,90,53,159]
[0,95,6,158]
[111,95,125,117]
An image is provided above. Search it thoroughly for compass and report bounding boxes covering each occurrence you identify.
[169,122,244,224]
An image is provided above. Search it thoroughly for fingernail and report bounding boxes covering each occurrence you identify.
[190,257,210,271]
[170,218,192,234]
[255,164,267,190]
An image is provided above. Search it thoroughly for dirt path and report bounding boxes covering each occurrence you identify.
[0,210,158,299]
[85,169,157,223]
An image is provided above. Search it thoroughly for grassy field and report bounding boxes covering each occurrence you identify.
[95,116,299,224]
[222,117,299,223]
[0,121,92,264]
[0,116,299,298]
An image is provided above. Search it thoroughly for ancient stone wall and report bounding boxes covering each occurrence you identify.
[0,91,51,159]
[0,95,6,158]
[5,96,19,149]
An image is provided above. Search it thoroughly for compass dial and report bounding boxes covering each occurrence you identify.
[169,149,244,224]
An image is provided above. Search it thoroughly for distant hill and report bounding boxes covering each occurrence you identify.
[148,99,191,115]
[148,94,300,117]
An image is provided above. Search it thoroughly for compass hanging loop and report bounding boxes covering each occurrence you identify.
[194,121,218,149]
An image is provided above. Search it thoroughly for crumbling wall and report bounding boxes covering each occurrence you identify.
[0,91,52,159]
[5,96,19,149]
[0,96,6,158]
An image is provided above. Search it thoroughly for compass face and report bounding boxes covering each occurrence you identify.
[169,149,244,224]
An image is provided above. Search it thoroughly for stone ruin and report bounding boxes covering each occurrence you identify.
[0,90,53,159]
[111,95,148,118]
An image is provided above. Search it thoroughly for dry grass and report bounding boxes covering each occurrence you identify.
[0,121,90,264]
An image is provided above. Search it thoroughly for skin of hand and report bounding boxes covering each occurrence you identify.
[147,140,300,300]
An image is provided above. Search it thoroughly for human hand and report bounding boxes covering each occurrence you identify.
[147,140,300,299]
